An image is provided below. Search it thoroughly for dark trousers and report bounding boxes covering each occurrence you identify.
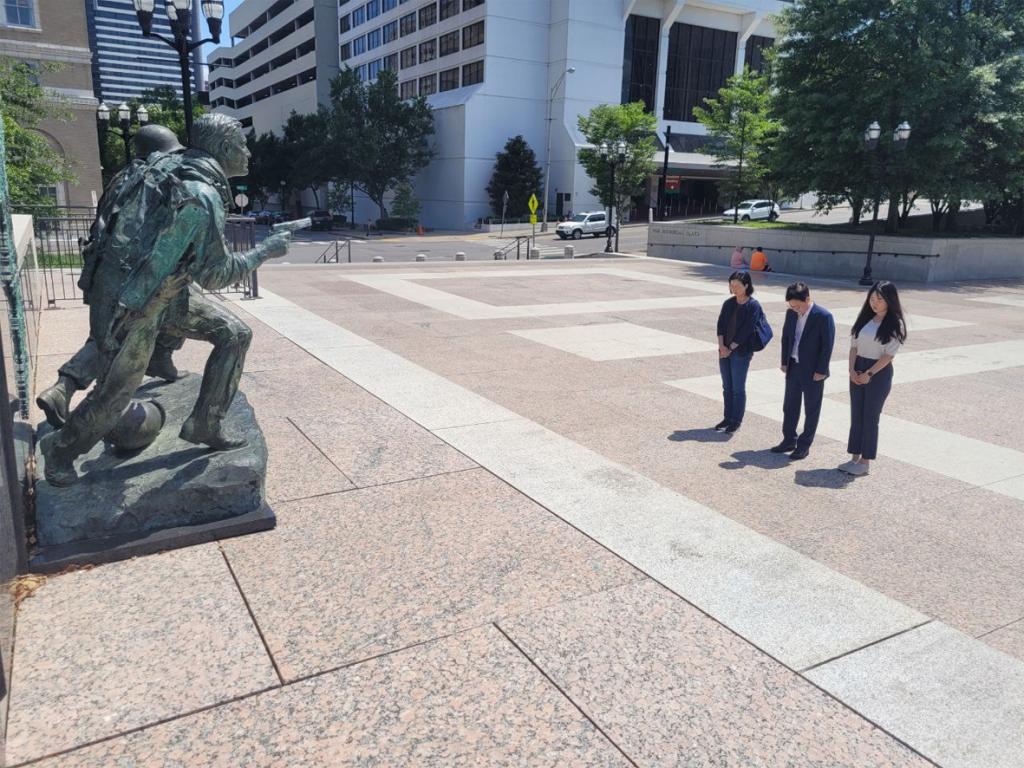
[719,350,752,424]
[848,356,893,460]
[782,358,825,449]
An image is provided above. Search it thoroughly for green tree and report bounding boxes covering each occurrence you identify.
[577,102,656,219]
[244,129,288,210]
[390,181,421,221]
[0,58,74,209]
[326,68,434,219]
[282,107,330,208]
[485,135,542,218]
[693,67,779,223]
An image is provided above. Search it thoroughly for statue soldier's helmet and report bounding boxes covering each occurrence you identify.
[132,124,186,159]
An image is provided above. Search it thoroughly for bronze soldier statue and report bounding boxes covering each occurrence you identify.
[40,113,291,486]
[36,124,189,428]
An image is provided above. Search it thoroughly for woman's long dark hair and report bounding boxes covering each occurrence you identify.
[851,281,908,345]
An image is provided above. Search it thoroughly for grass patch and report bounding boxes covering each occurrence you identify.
[36,252,83,269]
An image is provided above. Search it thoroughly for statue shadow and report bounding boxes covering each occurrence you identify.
[80,445,211,487]
[794,468,856,490]
[668,429,732,443]
[719,450,792,471]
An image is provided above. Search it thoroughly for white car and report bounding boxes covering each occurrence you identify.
[556,211,617,240]
[721,200,781,222]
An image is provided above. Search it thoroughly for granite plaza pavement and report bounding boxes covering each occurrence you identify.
[6,255,1024,766]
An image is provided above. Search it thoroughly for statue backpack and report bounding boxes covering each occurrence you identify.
[84,151,207,352]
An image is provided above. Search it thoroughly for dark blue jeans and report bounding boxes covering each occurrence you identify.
[719,350,752,424]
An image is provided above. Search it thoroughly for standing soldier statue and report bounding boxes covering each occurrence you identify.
[41,113,293,486]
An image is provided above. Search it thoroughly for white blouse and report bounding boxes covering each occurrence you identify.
[851,320,901,359]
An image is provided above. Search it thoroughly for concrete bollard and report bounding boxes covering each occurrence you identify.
[372,255,384,263]
[415,253,427,262]
[564,245,575,260]
[529,248,540,260]
[455,251,466,261]
[493,250,504,260]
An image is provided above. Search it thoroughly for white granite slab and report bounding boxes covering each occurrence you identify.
[511,322,717,361]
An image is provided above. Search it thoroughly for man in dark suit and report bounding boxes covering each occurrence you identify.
[772,282,836,460]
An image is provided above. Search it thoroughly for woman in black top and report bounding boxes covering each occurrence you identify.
[715,271,763,433]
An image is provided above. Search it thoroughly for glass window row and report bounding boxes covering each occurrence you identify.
[399,58,482,98]
[343,0,483,36]
[342,19,482,63]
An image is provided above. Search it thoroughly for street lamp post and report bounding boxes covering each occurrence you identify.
[98,101,150,165]
[130,0,224,145]
[860,119,911,286]
[599,140,627,254]
[541,66,575,232]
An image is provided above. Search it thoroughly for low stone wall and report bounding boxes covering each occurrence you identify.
[647,223,1024,282]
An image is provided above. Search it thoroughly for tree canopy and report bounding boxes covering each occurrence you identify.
[485,135,542,218]
[577,102,657,217]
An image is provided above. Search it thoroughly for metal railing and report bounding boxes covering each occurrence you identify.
[659,243,941,260]
[316,239,353,263]
[495,235,536,260]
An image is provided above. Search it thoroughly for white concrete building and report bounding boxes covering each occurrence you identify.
[215,0,788,228]
[207,0,339,135]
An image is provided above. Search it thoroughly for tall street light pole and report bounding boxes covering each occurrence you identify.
[860,119,911,286]
[97,101,149,165]
[600,140,626,254]
[540,66,575,232]
[130,0,224,145]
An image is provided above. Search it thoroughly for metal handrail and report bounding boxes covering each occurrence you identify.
[660,243,940,259]
[316,239,353,264]
[497,235,533,260]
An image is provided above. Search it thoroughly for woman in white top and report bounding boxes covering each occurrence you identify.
[840,281,907,476]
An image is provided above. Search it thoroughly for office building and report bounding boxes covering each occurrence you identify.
[0,0,103,207]
[86,0,205,103]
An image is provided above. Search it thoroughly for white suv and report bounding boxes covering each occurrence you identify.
[721,199,781,222]
[556,211,617,240]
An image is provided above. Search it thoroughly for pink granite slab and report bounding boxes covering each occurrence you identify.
[500,580,932,767]
[260,416,355,502]
[6,544,278,764]
[221,469,640,680]
[29,627,629,768]
[981,619,1024,660]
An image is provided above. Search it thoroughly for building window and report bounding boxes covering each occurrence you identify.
[418,38,436,63]
[365,0,380,19]
[744,35,774,73]
[439,0,459,20]
[462,20,483,49]
[663,22,737,122]
[3,0,35,27]
[383,0,398,10]
[400,11,416,35]
[340,14,350,33]
[462,59,483,86]
[400,79,417,99]
[462,0,483,8]
[382,19,398,43]
[368,58,384,79]
[418,3,436,28]
[439,29,460,57]
[621,14,659,113]
[384,52,399,71]
[356,63,368,81]
[439,66,459,91]
[353,35,367,55]
[400,45,417,68]
[352,5,365,25]
[340,42,352,60]
[419,73,436,95]
[367,28,381,49]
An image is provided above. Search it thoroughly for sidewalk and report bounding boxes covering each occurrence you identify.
[6,258,1023,766]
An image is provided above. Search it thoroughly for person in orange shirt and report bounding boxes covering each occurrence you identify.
[750,246,772,272]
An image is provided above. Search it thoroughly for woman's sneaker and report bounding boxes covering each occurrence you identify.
[845,462,870,476]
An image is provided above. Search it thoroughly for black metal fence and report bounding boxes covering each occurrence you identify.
[20,208,261,306]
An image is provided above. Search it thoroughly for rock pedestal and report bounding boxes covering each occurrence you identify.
[31,374,273,572]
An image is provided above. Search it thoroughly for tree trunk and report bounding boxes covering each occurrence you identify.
[930,200,945,231]
[884,191,900,234]
[944,199,961,232]
[851,196,863,226]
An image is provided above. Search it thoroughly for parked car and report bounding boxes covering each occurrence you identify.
[555,211,617,240]
[253,210,275,225]
[271,211,290,224]
[721,199,781,222]
[310,209,333,231]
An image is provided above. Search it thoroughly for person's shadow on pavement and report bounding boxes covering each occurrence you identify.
[720,449,792,471]
[668,429,732,443]
[794,468,855,489]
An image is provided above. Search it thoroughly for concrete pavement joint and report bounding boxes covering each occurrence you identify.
[799,619,935,674]
[218,546,286,687]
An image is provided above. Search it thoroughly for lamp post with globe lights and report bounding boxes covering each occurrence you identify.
[97,102,149,165]
[540,66,575,232]
[860,120,911,286]
[129,0,224,144]
[599,140,627,253]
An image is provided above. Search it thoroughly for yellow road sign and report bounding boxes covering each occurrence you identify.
[529,214,538,225]
[528,193,539,214]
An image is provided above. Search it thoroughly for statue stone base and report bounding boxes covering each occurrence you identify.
[31,374,273,573]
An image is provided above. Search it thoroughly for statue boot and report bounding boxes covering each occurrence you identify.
[36,376,76,428]
[179,415,247,451]
[39,429,79,487]
[145,345,181,382]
